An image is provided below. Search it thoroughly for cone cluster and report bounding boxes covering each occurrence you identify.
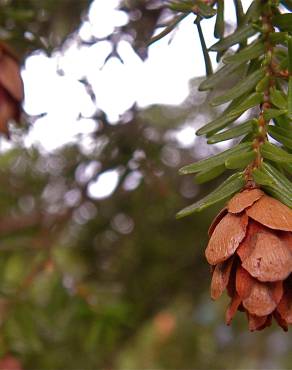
[206,188,292,331]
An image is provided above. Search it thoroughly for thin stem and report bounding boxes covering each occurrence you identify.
[245,2,277,185]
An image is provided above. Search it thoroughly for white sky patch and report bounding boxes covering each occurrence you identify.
[87,169,119,199]
[176,126,197,148]
[88,0,128,38]
[137,17,208,107]
[59,41,113,80]
[123,170,143,191]
[87,41,143,123]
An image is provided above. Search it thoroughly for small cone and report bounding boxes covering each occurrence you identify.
[206,188,292,331]
[0,41,23,136]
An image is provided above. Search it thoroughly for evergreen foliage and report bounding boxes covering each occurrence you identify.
[148,0,292,217]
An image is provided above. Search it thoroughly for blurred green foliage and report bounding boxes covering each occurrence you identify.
[0,0,91,56]
[0,1,291,369]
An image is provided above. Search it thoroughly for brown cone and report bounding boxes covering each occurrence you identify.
[207,188,292,331]
[0,355,22,370]
[0,41,23,137]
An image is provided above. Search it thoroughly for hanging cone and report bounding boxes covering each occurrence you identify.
[0,41,24,137]
[206,188,292,331]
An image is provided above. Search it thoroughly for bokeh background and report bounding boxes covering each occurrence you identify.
[0,0,291,369]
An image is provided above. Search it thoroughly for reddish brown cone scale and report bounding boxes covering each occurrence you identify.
[206,213,248,265]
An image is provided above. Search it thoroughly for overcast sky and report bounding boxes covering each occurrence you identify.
[21,0,248,150]
[18,0,252,198]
